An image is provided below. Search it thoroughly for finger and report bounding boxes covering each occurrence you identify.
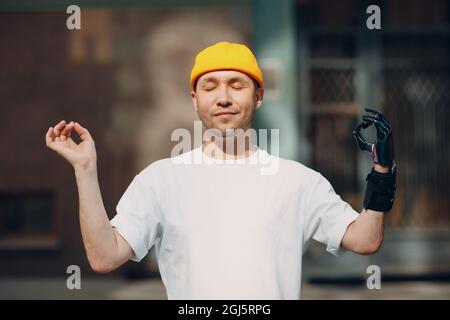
[53,120,66,136]
[364,114,387,138]
[374,120,388,139]
[73,122,92,141]
[378,114,391,131]
[46,128,66,152]
[362,115,379,123]
[354,119,372,133]
[364,108,380,115]
[353,129,363,140]
[365,114,390,132]
[353,130,372,152]
[364,108,392,130]
[354,123,363,133]
[45,127,55,146]
[65,124,76,141]
[377,118,390,132]
[60,121,74,140]
[361,119,373,129]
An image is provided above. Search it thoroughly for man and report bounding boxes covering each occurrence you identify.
[45,41,396,299]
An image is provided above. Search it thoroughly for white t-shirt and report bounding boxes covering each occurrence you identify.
[110,146,359,299]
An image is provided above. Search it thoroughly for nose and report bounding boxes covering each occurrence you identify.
[216,86,232,108]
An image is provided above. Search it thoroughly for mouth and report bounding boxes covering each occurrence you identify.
[215,111,237,117]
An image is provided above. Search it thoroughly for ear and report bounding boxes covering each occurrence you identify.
[254,86,264,110]
[191,90,198,112]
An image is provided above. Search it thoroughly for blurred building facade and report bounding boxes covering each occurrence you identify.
[0,0,449,283]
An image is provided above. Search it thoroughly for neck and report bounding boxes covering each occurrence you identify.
[202,128,257,160]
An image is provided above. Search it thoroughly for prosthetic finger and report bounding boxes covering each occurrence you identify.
[362,115,378,122]
[364,107,380,115]
[374,120,388,140]
[378,115,392,131]
[353,121,373,152]
[362,115,389,140]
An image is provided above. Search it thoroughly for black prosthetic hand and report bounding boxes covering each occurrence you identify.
[353,108,397,212]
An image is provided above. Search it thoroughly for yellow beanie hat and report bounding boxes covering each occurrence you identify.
[190,41,264,91]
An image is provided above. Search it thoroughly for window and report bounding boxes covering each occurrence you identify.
[0,191,59,250]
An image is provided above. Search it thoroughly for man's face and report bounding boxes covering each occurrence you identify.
[191,70,264,135]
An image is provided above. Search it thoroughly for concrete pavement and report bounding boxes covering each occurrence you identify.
[0,277,449,299]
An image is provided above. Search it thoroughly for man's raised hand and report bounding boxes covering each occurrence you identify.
[45,120,97,172]
[353,108,395,169]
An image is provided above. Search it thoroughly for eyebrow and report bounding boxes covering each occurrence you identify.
[199,77,218,85]
[199,76,250,87]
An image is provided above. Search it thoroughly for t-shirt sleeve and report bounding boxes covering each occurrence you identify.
[303,173,360,256]
[110,173,162,262]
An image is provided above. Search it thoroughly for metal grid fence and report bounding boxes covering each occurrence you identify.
[304,32,450,229]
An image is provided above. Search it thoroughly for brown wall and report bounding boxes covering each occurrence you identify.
[0,6,251,276]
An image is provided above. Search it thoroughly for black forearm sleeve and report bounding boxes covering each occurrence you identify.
[363,168,396,212]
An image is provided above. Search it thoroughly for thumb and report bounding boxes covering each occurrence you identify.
[353,130,372,152]
[73,122,91,141]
